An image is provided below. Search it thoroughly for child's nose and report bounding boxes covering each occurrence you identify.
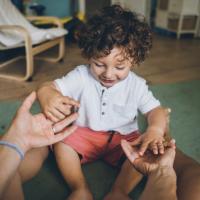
[104,69,113,79]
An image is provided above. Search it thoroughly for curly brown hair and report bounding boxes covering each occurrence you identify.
[78,4,152,65]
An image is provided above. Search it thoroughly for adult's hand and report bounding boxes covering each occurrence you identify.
[3,91,78,153]
[121,139,176,175]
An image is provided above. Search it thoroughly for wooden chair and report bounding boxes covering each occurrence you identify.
[0,0,67,81]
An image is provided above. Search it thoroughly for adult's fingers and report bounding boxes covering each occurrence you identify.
[19,91,36,113]
[129,137,142,147]
[121,140,139,163]
[53,113,78,132]
[162,139,176,163]
[166,139,176,150]
[50,125,77,144]
[162,139,176,158]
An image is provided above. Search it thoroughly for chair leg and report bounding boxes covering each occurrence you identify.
[35,37,65,63]
[59,58,64,63]
[58,37,65,61]
[24,43,34,81]
[0,36,34,81]
[27,76,33,82]
[0,56,33,81]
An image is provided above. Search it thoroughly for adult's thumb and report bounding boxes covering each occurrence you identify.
[19,91,36,113]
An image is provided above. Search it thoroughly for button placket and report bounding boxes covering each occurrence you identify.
[101,88,107,117]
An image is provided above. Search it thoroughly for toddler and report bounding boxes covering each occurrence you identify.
[38,5,168,200]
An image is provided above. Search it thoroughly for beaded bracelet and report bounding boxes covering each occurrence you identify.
[0,141,24,160]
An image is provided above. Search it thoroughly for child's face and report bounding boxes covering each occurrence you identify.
[89,47,132,88]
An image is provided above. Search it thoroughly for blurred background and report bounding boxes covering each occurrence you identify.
[0,0,200,100]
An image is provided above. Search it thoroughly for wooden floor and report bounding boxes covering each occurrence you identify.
[0,34,200,101]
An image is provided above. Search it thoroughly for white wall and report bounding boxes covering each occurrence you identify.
[111,0,151,23]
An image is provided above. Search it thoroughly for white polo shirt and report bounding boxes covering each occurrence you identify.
[55,65,160,135]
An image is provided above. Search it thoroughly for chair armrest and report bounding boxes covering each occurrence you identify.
[0,25,30,38]
[26,16,63,28]
[0,25,27,33]
[0,25,31,48]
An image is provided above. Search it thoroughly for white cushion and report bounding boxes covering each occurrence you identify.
[0,0,67,47]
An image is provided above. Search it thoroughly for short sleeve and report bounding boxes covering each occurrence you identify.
[136,79,160,114]
[54,66,84,98]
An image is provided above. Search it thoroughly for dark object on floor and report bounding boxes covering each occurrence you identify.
[30,4,46,16]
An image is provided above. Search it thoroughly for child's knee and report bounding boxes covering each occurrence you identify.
[54,142,75,157]
[54,142,82,165]
[54,142,67,155]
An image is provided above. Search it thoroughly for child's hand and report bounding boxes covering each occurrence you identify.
[37,83,80,122]
[130,130,165,156]
[43,92,79,123]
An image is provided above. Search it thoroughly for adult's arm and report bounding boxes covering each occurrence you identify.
[0,92,78,197]
[140,166,177,200]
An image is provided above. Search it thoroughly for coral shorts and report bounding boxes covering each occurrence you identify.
[62,127,140,167]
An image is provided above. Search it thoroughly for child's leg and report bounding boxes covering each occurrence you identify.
[2,147,48,200]
[104,159,143,200]
[54,142,93,200]
[174,148,200,200]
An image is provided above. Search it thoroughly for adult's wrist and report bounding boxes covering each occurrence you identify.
[140,166,177,200]
[149,166,176,180]
[0,140,25,160]
[2,131,29,154]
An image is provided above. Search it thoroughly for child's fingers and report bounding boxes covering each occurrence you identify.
[139,141,149,156]
[46,111,60,122]
[57,104,72,116]
[157,141,164,154]
[52,108,66,120]
[62,96,80,107]
[150,141,158,154]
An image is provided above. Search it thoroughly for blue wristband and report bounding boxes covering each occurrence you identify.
[0,140,25,160]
